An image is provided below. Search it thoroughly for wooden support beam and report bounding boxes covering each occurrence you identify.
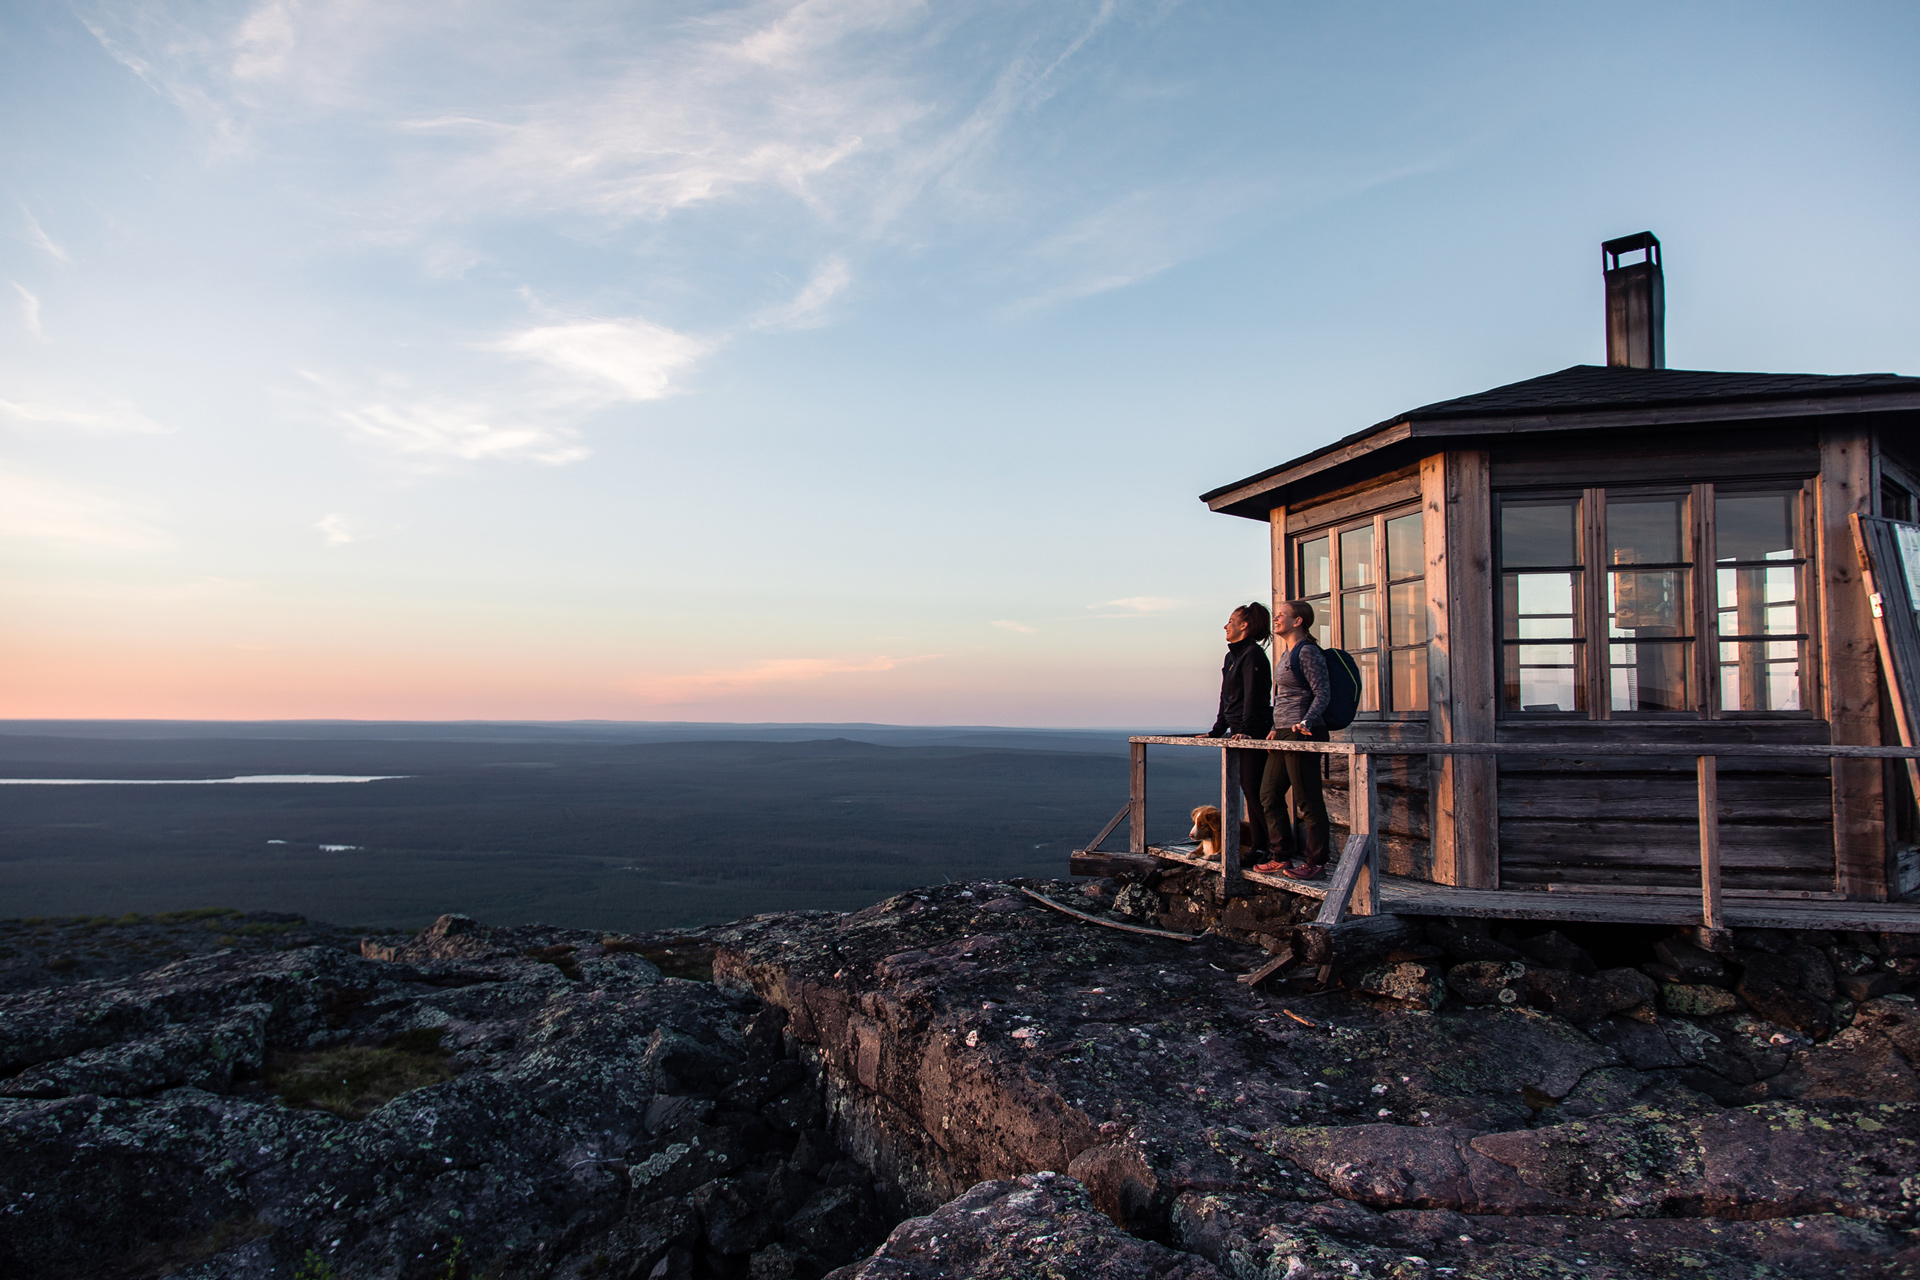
[1221,745,1246,897]
[1129,741,1147,856]
[1081,802,1131,855]
[1312,832,1375,927]
[1819,425,1887,898]
[1698,755,1722,931]
[1349,753,1379,917]
[1425,449,1498,889]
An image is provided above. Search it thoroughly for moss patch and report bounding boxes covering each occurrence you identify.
[265,1028,459,1120]
[604,935,714,982]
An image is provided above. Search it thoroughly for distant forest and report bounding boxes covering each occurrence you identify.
[0,724,1219,932]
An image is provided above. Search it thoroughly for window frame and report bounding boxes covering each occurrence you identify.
[1493,480,1818,722]
[1289,501,1427,721]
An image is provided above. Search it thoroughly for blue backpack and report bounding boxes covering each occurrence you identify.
[1287,641,1362,731]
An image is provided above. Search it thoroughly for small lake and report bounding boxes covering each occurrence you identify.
[0,775,405,785]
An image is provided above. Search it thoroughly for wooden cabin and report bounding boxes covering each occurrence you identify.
[1198,233,1920,903]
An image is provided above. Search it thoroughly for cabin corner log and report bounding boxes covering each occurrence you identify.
[1069,850,1158,878]
[1296,914,1424,968]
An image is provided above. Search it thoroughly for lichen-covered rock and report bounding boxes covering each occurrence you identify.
[1348,961,1443,1010]
[1664,982,1739,1017]
[712,880,1920,1279]
[1445,960,1525,1006]
[0,916,892,1279]
[824,1172,1225,1279]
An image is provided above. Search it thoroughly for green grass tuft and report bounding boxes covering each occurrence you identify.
[266,1028,459,1120]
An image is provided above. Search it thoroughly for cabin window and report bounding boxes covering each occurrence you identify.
[1606,494,1694,712]
[1500,497,1586,713]
[1884,476,1916,523]
[1715,490,1807,712]
[1497,485,1810,718]
[1291,504,1426,716]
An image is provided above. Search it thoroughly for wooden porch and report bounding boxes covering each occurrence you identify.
[1070,735,1920,934]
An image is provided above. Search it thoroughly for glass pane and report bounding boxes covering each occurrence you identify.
[1609,640,1693,712]
[1501,500,1578,568]
[1390,645,1428,712]
[1354,649,1379,713]
[1342,589,1379,649]
[1298,537,1331,598]
[1504,643,1586,712]
[1340,524,1375,589]
[1608,496,1686,565]
[1503,572,1580,641]
[1716,565,1801,637]
[1387,512,1423,580]
[1609,568,1689,636]
[1717,492,1796,562]
[1303,597,1331,648]
[1389,580,1425,647]
[1719,639,1802,712]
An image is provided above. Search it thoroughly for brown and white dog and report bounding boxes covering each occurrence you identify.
[1189,805,1254,860]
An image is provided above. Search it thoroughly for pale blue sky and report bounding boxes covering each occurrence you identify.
[2,1,1916,724]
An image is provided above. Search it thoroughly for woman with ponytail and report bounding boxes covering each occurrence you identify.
[1203,601,1275,860]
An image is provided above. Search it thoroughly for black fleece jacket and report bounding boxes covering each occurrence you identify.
[1208,638,1274,737]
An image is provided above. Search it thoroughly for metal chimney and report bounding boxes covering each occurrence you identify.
[1602,231,1665,369]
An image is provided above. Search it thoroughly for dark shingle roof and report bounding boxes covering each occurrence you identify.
[1393,364,1920,425]
[1201,363,1920,513]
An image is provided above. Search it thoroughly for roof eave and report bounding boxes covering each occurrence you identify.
[1200,388,1920,520]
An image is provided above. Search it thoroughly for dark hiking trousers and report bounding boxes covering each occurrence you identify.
[1259,727,1330,866]
[1231,746,1273,854]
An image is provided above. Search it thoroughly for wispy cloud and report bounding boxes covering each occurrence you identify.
[315,381,592,468]
[1091,596,1183,615]
[17,206,69,262]
[314,513,354,545]
[990,619,1035,633]
[307,307,714,468]
[752,256,851,331]
[0,394,165,435]
[492,318,715,401]
[0,467,170,552]
[12,284,43,337]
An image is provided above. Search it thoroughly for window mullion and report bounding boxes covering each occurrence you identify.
[1376,513,1390,712]
[1697,482,1717,718]
[1585,487,1609,720]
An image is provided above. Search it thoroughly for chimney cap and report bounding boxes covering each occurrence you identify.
[1602,231,1661,271]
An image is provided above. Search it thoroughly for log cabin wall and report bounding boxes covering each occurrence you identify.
[1482,420,1861,894]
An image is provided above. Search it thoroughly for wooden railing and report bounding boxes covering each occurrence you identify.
[1112,735,1920,934]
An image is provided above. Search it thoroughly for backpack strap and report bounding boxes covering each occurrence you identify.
[1287,640,1320,682]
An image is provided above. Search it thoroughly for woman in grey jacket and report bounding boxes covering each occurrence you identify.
[1254,599,1331,878]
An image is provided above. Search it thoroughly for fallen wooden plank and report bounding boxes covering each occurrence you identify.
[1016,886,1197,942]
[1236,948,1294,986]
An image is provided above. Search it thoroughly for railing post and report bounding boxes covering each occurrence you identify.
[1697,754,1722,931]
[1128,741,1146,855]
[1349,750,1378,916]
[1220,743,1245,896]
